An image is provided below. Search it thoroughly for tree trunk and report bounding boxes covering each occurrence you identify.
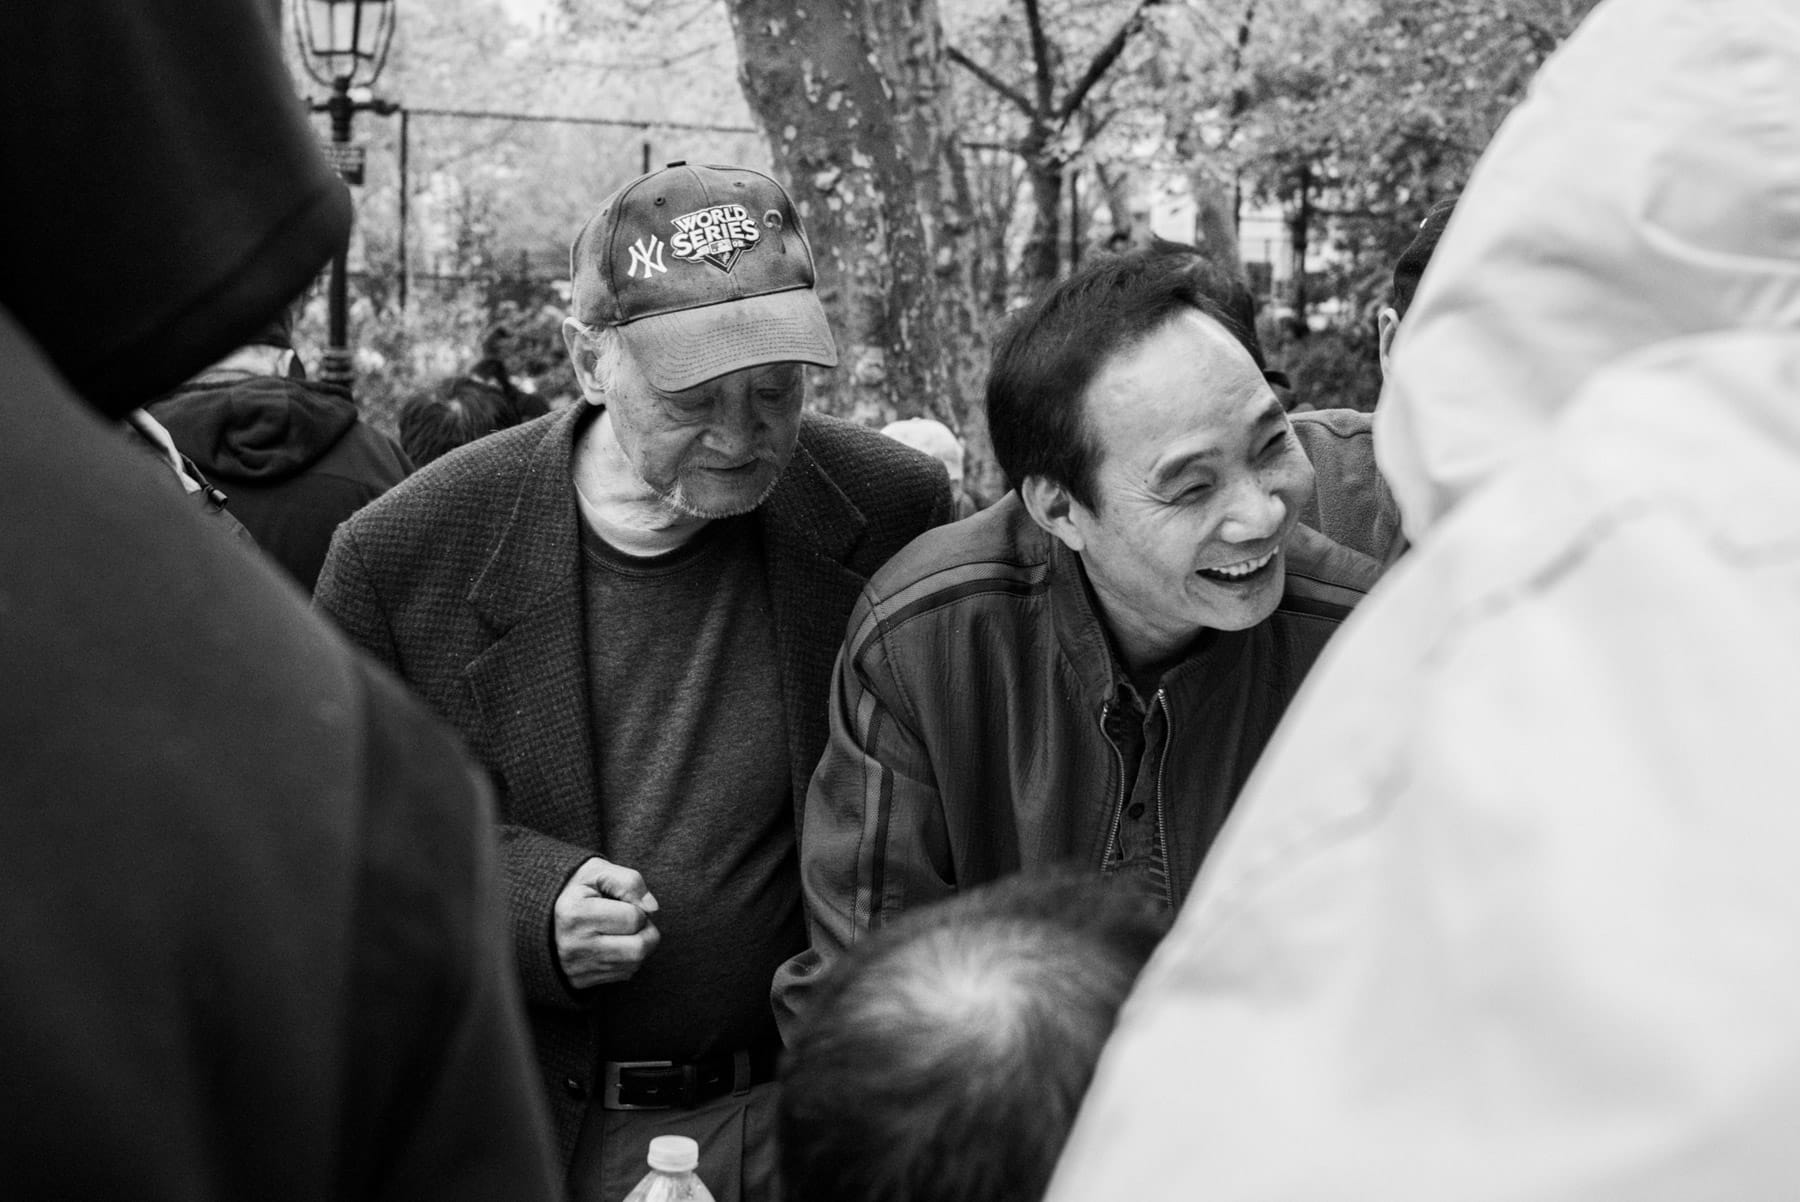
[1190,167,1242,267]
[724,0,987,466]
[1286,164,1313,322]
[860,0,1001,501]
[1094,161,1138,247]
[1017,134,1064,296]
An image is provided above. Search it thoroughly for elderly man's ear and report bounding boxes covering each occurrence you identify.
[1021,475,1087,554]
[1376,306,1401,376]
[563,317,609,405]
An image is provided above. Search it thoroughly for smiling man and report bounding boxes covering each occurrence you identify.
[315,162,952,1202]
[774,250,1392,1036]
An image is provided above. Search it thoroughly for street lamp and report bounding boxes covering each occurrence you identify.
[294,0,399,389]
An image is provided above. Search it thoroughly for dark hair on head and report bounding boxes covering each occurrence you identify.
[1392,197,1458,318]
[986,250,1265,508]
[778,869,1169,1202]
[467,356,550,423]
[1144,239,1272,372]
[397,376,516,467]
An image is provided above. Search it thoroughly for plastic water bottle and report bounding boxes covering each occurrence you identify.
[621,1135,716,1202]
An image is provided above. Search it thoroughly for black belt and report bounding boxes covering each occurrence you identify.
[600,1046,782,1111]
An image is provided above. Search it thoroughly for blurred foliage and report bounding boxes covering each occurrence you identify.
[1224,0,1602,318]
[1261,317,1384,413]
[287,0,760,433]
[289,0,1603,429]
[293,207,574,438]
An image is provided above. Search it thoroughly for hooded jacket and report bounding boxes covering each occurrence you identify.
[0,2,558,1198]
[1047,2,1800,1198]
[151,374,411,590]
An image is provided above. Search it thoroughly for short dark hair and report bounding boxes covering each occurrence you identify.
[1392,197,1458,318]
[986,250,1263,508]
[397,376,514,467]
[778,869,1169,1202]
[1144,239,1273,372]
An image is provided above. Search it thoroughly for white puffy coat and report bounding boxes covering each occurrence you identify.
[1047,0,1800,1197]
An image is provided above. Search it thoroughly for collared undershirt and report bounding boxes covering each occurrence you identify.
[578,510,801,1061]
[1083,558,1178,909]
[1101,679,1172,907]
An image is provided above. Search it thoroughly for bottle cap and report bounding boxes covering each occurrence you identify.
[647,1135,699,1173]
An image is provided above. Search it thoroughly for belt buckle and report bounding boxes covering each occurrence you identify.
[601,1059,676,1110]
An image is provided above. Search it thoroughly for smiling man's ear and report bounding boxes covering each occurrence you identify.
[1021,475,1087,554]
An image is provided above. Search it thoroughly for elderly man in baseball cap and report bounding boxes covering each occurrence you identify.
[316,161,954,1202]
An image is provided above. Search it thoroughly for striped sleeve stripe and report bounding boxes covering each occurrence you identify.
[847,559,1051,662]
[847,558,1050,933]
[861,696,895,933]
[1279,574,1364,622]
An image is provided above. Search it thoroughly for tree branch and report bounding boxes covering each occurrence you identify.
[1055,0,1165,124]
[536,39,735,72]
[1023,0,1056,117]
[1225,0,1258,131]
[1079,105,1119,146]
[946,45,1038,121]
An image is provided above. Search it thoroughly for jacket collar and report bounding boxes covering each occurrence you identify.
[1045,522,1129,701]
[755,430,868,563]
[468,403,590,631]
[756,424,872,804]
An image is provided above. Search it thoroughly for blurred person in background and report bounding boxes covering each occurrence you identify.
[881,417,977,518]
[398,374,519,467]
[149,304,411,592]
[470,351,552,424]
[1376,197,1457,376]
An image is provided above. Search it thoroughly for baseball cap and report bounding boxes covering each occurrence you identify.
[569,161,839,391]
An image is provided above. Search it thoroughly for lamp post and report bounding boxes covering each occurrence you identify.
[294,0,398,389]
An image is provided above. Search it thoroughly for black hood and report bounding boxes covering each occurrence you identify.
[0,0,351,419]
[151,375,361,483]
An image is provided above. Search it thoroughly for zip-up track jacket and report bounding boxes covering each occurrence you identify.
[773,409,1396,1036]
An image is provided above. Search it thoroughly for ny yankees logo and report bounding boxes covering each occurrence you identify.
[627,236,667,278]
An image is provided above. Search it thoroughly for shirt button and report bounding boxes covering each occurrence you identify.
[1127,802,1146,819]
[562,1076,587,1099]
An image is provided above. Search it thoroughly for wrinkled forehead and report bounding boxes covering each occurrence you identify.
[1083,308,1279,459]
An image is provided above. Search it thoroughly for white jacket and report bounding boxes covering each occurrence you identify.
[1046,0,1800,1198]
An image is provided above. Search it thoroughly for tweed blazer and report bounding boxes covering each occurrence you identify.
[314,401,953,1160]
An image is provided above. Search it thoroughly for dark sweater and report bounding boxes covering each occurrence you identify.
[581,518,800,1061]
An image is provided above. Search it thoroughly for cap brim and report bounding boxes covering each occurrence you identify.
[616,287,839,392]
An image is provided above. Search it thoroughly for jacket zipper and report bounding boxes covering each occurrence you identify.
[1153,689,1177,911]
[1097,699,1129,871]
